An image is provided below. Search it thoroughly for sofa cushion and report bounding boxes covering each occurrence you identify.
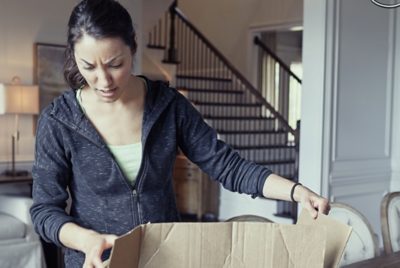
[0,212,26,240]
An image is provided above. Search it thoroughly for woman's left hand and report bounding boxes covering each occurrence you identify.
[295,185,330,219]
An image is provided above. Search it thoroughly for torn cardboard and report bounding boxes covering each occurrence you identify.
[104,211,351,268]
[297,210,352,268]
[105,223,325,267]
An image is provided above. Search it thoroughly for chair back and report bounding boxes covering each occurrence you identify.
[329,202,379,266]
[381,191,400,255]
[0,195,45,268]
[225,214,273,223]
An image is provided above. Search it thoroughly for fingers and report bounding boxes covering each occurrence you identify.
[92,255,104,268]
[299,189,330,219]
[317,198,330,215]
[304,199,318,219]
[104,234,118,247]
[83,235,117,268]
[83,244,104,268]
[307,196,330,219]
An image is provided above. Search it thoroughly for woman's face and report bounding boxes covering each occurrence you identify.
[74,33,133,102]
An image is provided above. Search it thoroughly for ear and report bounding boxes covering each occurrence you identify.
[130,35,137,55]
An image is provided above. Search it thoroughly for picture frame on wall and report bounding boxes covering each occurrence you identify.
[33,42,67,112]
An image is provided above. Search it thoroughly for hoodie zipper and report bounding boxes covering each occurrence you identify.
[132,189,139,225]
[55,117,145,227]
[52,79,172,227]
[131,142,149,225]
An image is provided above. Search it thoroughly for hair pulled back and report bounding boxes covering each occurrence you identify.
[63,0,137,89]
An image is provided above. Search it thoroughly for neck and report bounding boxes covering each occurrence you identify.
[82,75,145,111]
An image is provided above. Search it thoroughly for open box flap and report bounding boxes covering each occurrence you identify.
[297,210,352,268]
[106,222,327,268]
[105,225,142,268]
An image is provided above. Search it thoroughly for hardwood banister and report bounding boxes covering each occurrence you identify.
[173,7,297,137]
[165,0,178,62]
[254,36,302,84]
[153,4,300,220]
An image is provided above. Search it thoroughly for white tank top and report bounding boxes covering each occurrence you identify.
[108,143,142,185]
[76,88,142,185]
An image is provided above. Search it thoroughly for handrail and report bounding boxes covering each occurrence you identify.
[173,7,297,137]
[166,0,178,62]
[254,36,302,84]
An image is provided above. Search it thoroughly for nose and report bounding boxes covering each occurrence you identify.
[96,68,112,88]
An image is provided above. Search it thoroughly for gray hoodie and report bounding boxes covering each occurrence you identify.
[30,77,272,267]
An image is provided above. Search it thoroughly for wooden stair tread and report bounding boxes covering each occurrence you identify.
[217,129,287,134]
[204,115,275,121]
[177,75,232,82]
[178,87,244,94]
[193,101,262,107]
[255,159,296,165]
[147,44,166,50]
[233,144,296,149]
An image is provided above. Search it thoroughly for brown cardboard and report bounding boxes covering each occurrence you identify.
[297,210,352,268]
[105,221,329,268]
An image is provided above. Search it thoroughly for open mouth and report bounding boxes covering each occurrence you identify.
[97,87,117,97]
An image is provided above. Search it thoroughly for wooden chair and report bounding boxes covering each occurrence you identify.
[328,203,379,266]
[225,214,273,223]
[381,191,400,255]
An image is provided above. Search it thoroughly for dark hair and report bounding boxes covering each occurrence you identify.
[63,0,137,89]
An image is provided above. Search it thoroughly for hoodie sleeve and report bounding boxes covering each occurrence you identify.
[30,111,75,247]
[175,93,272,197]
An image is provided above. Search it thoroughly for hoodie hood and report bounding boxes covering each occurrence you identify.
[44,77,177,148]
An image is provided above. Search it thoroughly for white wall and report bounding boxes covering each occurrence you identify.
[0,0,143,173]
[143,0,173,35]
[179,0,303,79]
[301,0,397,245]
[141,0,175,81]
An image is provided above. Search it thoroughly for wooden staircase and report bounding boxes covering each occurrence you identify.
[176,77,297,181]
[144,1,299,221]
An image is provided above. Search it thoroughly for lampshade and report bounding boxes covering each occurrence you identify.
[0,83,39,115]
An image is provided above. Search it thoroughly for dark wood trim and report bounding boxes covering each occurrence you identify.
[254,36,302,84]
[203,116,275,120]
[193,101,262,107]
[233,144,296,150]
[176,75,232,82]
[178,88,243,94]
[173,7,297,137]
[217,130,288,134]
[342,251,400,268]
[381,192,400,255]
[0,174,33,184]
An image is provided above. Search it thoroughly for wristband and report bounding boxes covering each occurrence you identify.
[290,182,302,203]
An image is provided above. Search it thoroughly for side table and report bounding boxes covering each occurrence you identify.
[0,174,33,184]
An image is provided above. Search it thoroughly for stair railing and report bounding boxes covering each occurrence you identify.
[165,4,297,139]
[148,1,300,221]
[166,0,178,63]
[254,36,302,132]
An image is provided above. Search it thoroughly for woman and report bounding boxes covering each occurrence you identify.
[30,0,330,267]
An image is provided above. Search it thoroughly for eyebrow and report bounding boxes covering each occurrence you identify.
[79,54,123,66]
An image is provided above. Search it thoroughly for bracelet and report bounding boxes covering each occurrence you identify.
[290,182,302,203]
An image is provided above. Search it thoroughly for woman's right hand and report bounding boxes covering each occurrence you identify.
[59,222,118,268]
[82,231,118,268]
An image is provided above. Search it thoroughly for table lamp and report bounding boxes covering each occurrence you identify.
[0,76,39,176]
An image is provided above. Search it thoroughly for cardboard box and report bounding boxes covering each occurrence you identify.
[297,210,353,267]
[104,211,351,268]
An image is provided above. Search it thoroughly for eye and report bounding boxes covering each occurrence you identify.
[109,63,122,69]
[82,65,95,71]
